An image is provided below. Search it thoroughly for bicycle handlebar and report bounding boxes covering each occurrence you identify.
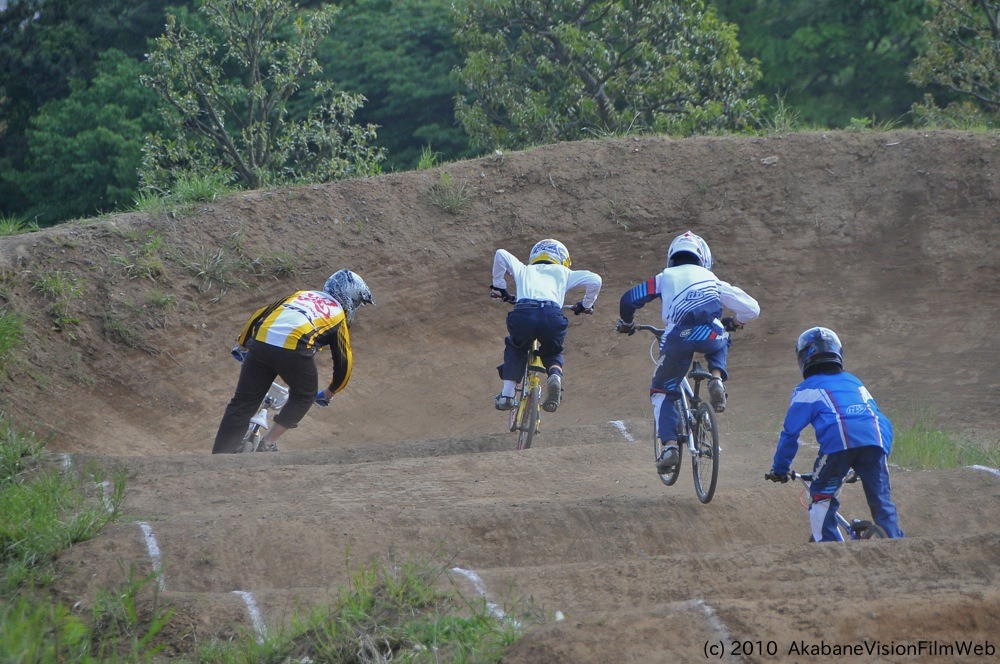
[491,293,577,311]
[765,470,861,484]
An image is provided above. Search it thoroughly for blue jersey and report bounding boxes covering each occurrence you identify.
[772,371,893,475]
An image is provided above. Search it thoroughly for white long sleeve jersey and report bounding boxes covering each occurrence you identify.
[492,249,602,307]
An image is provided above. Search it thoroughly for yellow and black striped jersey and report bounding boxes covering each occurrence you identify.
[237,290,353,394]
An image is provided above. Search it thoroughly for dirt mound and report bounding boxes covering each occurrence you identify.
[3,130,999,660]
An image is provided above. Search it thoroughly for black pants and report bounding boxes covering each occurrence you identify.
[211,342,318,453]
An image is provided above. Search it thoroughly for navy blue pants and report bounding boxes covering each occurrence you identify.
[498,301,568,381]
[651,324,729,442]
[809,446,905,541]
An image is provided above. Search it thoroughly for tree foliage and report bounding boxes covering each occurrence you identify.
[11,50,164,225]
[712,0,931,128]
[320,0,473,171]
[0,0,183,216]
[141,0,384,192]
[452,0,762,150]
[908,0,1000,125]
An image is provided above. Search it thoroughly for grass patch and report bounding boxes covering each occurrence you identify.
[110,231,166,281]
[417,144,441,170]
[0,214,40,236]
[32,271,83,334]
[199,553,529,662]
[429,172,473,215]
[891,415,1000,470]
[102,313,145,349]
[0,308,25,372]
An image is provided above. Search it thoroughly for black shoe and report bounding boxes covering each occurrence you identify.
[656,445,679,473]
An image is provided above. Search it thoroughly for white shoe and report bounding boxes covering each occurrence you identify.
[542,374,562,412]
[708,378,727,413]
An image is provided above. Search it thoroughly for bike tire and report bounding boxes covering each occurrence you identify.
[654,401,683,486]
[240,423,261,453]
[691,402,720,503]
[515,384,540,451]
[853,521,888,540]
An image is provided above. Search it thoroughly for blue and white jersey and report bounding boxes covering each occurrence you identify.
[772,371,894,475]
[619,264,759,337]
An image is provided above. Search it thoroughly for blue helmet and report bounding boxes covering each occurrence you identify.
[323,270,374,326]
[795,327,844,376]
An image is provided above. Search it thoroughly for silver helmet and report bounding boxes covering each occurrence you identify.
[323,269,375,325]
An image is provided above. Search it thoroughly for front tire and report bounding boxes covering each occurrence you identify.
[691,402,720,503]
[654,401,683,486]
[240,424,261,453]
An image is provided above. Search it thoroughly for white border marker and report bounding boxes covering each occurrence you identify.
[137,522,165,591]
[608,420,634,442]
[233,590,267,642]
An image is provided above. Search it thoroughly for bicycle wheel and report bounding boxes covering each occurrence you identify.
[515,382,540,450]
[691,402,720,503]
[239,423,261,453]
[654,401,683,486]
[852,520,888,540]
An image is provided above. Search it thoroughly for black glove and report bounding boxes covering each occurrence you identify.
[490,286,515,303]
[766,471,790,483]
[571,301,593,315]
[615,319,637,335]
[721,316,742,332]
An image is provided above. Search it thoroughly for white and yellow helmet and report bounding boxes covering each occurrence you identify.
[528,239,571,267]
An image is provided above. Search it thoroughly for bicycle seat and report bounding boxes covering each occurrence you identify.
[689,361,714,381]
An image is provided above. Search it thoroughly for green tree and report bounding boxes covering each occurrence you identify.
[712,0,931,128]
[321,0,473,171]
[452,0,762,150]
[908,0,1000,125]
[11,50,164,225]
[140,0,384,192]
[0,0,185,217]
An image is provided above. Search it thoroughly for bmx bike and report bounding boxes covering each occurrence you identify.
[765,470,888,541]
[619,323,721,504]
[494,298,577,450]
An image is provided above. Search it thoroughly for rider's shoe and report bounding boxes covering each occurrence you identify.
[542,374,562,412]
[495,394,516,411]
[708,378,727,413]
[656,445,680,473]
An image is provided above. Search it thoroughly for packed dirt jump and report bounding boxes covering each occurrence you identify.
[2,131,998,661]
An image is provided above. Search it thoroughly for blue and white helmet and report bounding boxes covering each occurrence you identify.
[667,231,713,270]
[529,239,571,267]
[323,269,375,326]
[795,327,844,377]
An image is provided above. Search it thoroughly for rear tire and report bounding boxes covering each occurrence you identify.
[691,402,720,503]
[515,384,540,450]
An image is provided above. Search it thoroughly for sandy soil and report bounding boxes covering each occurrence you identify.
[2,130,998,661]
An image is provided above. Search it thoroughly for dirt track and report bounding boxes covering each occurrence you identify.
[3,131,998,661]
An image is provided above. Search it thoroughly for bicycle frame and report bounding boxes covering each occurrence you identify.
[509,340,544,450]
[635,324,721,503]
[781,471,887,541]
[240,382,289,453]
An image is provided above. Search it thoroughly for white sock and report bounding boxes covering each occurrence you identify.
[501,380,516,398]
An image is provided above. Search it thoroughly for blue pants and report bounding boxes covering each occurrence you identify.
[651,325,729,442]
[498,301,568,381]
[809,446,905,541]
